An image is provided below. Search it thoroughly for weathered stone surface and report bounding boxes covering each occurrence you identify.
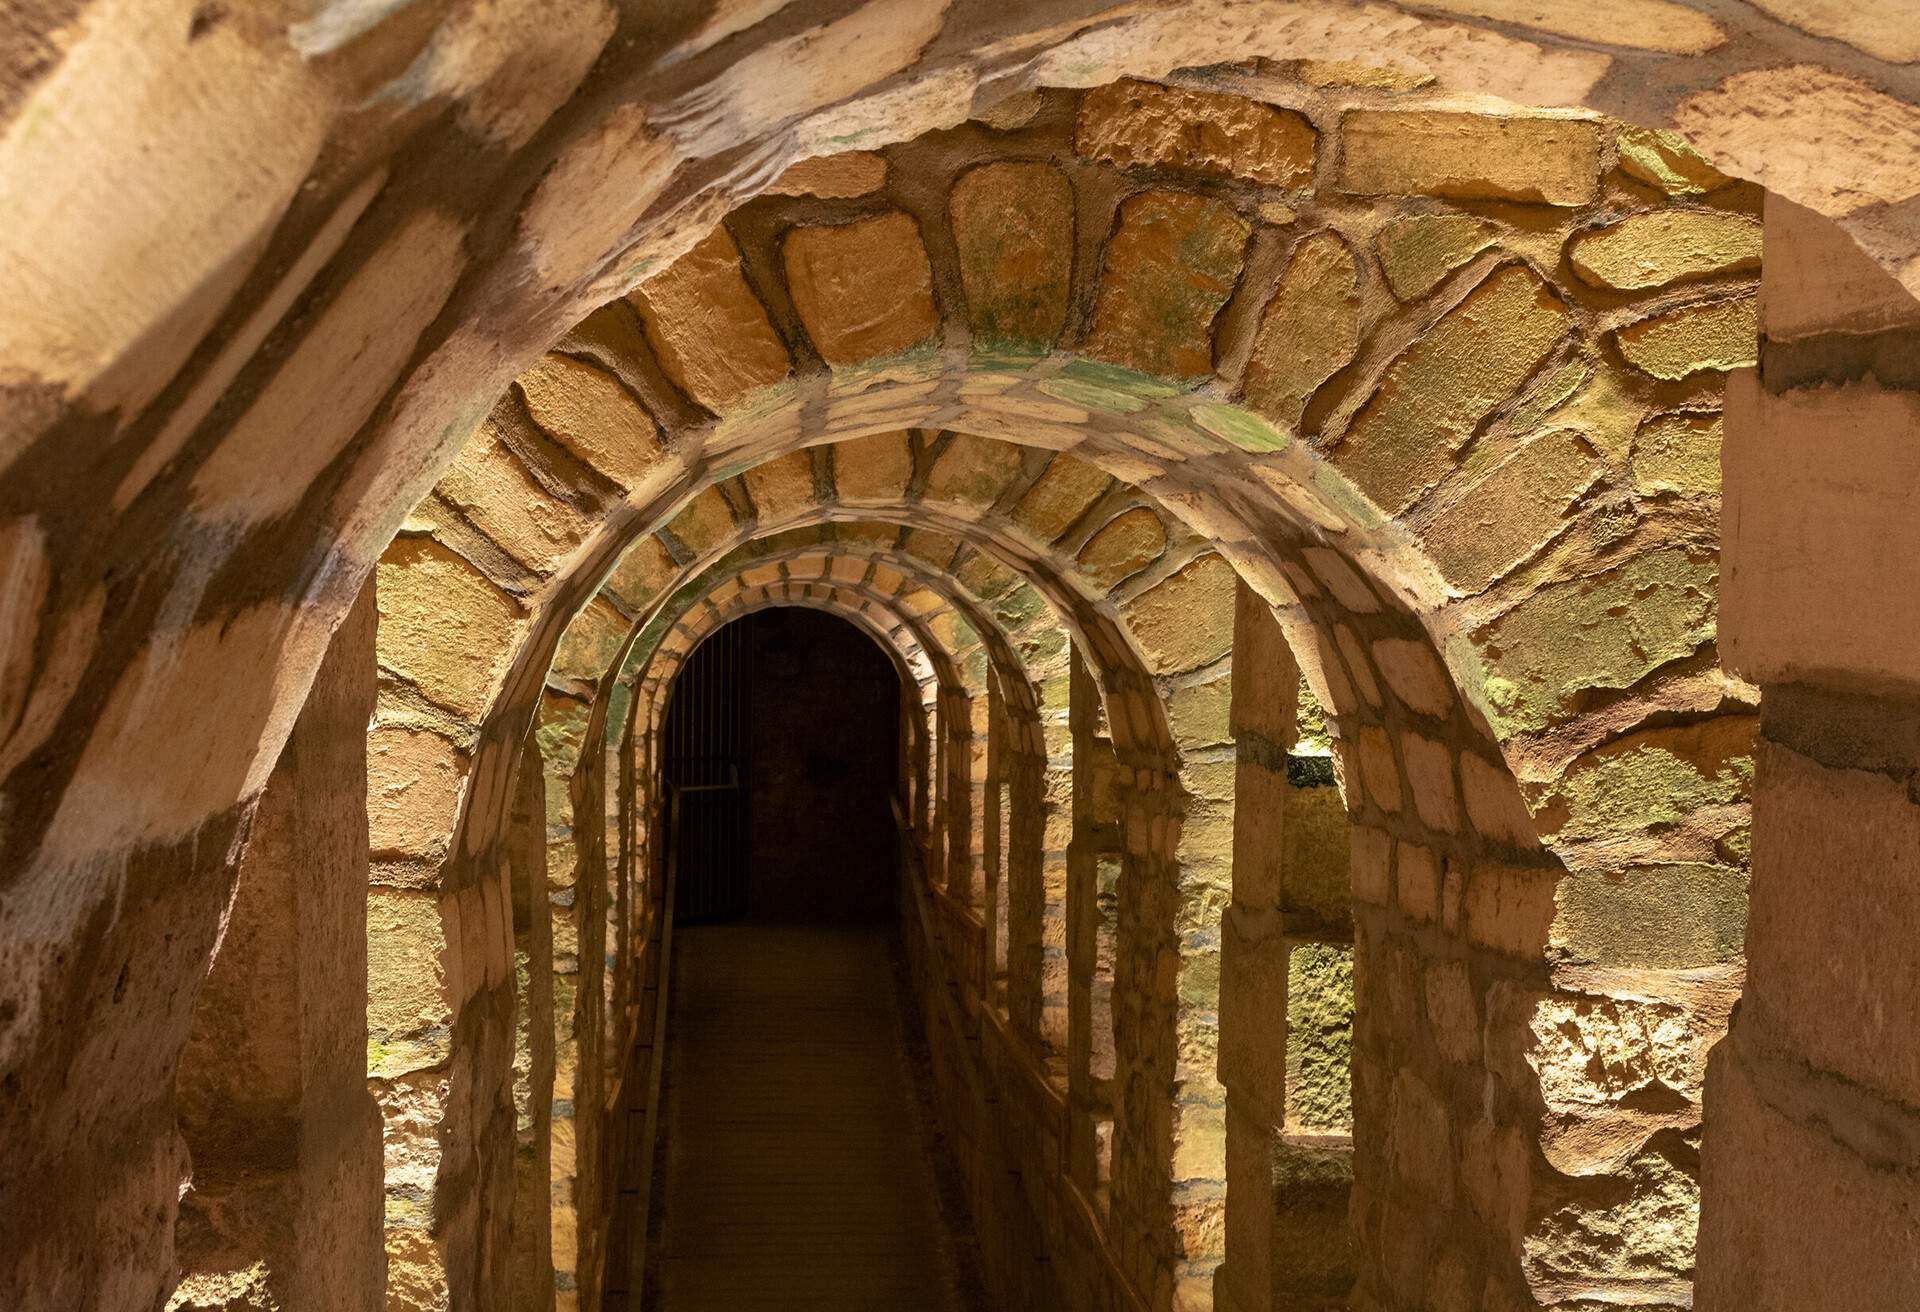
[1286,943,1354,1131]
[630,225,790,410]
[743,450,817,523]
[1077,79,1316,187]
[1399,733,1460,833]
[368,727,466,858]
[1337,264,1570,513]
[433,428,591,576]
[1632,411,1721,496]
[1374,213,1498,301]
[784,212,938,364]
[1370,638,1453,718]
[1086,189,1251,378]
[1615,295,1758,378]
[664,487,738,555]
[1558,862,1749,967]
[1078,506,1169,590]
[1538,716,1754,841]
[1012,454,1110,542]
[551,596,627,682]
[950,162,1074,351]
[516,353,668,490]
[1571,210,1760,291]
[604,533,679,608]
[923,432,1025,511]
[1122,553,1237,673]
[1420,428,1601,591]
[377,537,523,719]
[1471,548,1718,733]
[1615,125,1734,195]
[1460,754,1539,847]
[1339,111,1602,205]
[832,430,915,504]
[764,150,887,198]
[1242,232,1360,428]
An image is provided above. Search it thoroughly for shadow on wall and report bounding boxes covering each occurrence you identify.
[743,608,903,922]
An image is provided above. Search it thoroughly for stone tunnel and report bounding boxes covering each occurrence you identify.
[3,4,1920,1311]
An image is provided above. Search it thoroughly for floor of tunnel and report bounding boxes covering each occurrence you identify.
[641,920,987,1310]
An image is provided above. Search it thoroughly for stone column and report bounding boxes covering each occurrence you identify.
[1699,195,1920,1310]
[170,581,385,1311]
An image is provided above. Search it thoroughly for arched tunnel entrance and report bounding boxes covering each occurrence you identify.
[624,608,983,1309]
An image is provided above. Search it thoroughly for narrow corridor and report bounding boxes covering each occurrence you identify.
[646,921,983,1310]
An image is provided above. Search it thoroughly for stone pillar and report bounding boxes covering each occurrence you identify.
[170,581,385,1311]
[1067,646,1122,1194]
[1699,195,1920,1310]
[1217,582,1354,1312]
[508,737,555,1312]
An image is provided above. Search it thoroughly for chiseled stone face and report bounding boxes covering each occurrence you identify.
[377,537,524,720]
[1614,294,1758,379]
[630,225,790,410]
[1077,506,1168,591]
[1374,212,1498,301]
[516,353,668,490]
[1086,189,1250,378]
[1242,232,1360,428]
[1338,111,1603,205]
[784,212,938,364]
[951,161,1074,353]
[1076,78,1316,188]
[1570,209,1762,290]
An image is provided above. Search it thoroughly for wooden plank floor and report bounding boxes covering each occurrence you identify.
[647,922,982,1310]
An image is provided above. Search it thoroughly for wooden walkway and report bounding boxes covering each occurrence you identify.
[646,922,983,1310]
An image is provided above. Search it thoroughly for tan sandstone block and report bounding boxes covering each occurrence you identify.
[1012,454,1111,542]
[377,537,523,719]
[1121,553,1238,673]
[1631,411,1722,497]
[1419,427,1602,591]
[1460,753,1538,847]
[1397,842,1440,921]
[1076,78,1316,187]
[1242,231,1360,428]
[950,161,1074,351]
[1371,638,1454,718]
[923,432,1025,512]
[516,353,668,491]
[1374,213,1499,301]
[366,889,451,1048]
[1336,264,1570,514]
[1400,733,1461,833]
[665,487,738,555]
[764,150,887,198]
[551,596,627,683]
[1615,125,1734,196]
[744,450,817,523]
[434,427,591,575]
[1351,826,1392,906]
[1464,862,1556,957]
[1614,295,1757,379]
[1078,506,1169,591]
[1356,726,1401,813]
[833,430,915,504]
[368,727,467,858]
[629,225,790,410]
[603,533,679,609]
[784,212,938,364]
[1339,111,1602,206]
[1086,189,1251,378]
[1570,210,1761,291]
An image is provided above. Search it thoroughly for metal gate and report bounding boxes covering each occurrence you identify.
[662,620,751,923]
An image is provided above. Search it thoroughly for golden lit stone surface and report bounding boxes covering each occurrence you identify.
[784,213,939,364]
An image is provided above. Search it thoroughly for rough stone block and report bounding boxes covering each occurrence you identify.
[1121,553,1237,673]
[1615,294,1757,379]
[1419,427,1601,592]
[1077,79,1316,187]
[516,353,667,491]
[1079,506,1170,591]
[1375,213,1498,301]
[951,162,1074,352]
[1242,231,1360,427]
[1570,209,1760,291]
[784,212,938,364]
[832,430,915,505]
[377,536,523,720]
[629,224,790,410]
[1338,111,1602,205]
[1087,189,1250,378]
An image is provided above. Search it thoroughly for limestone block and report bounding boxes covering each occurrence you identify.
[1355,726,1400,813]
[764,150,886,198]
[1556,862,1748,968]
[1459,753,1538,847]
[1374,213,1499,302]
[1535,716,1755,842]
[784,212,938,364]
[1241,232,1360,427]
[1418,426,1599,591]
[832,430,915,504]
[1389,1069,1455,1205]
[368,727,467,858]
[1469,547,1717,733]
[1746,742,1920,1102]
[1615,295,1757,379]
[743,449,817,523]
[1337,264,1570,514]
[434,429,591,575]
[516,353,668,490]
[629,225,790,410]
[1370,638,1453,718]
[1086,189,1251,378]
[1631,411,1722,497]
[377,537,524,720]
[1570,210,1760,291]
[1463,862,1555,958]
[1285,943,1354,1132]
[603,533,678,609]
[950,162,1074,352]
[1614,125,1734,196]
[1722,373,1920,691]
[1338,111,1602,205]
[923,432,1025,511]
[1012,454,1110,543]
[1076,79,1315,188]
[1122,553,1238,673]
[1078,506,1169,590]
